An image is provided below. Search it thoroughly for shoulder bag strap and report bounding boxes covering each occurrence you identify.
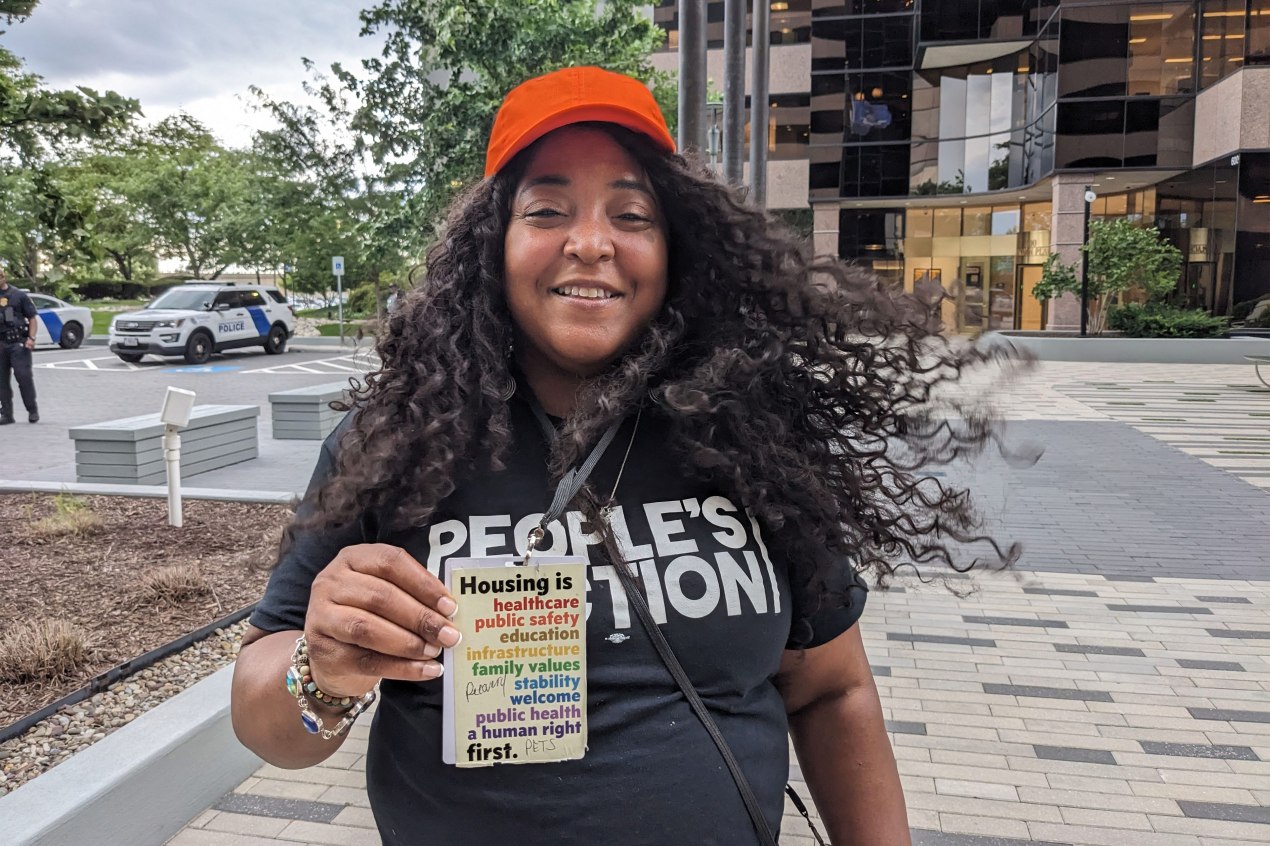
[614,564,779,846]
[614,564,830,846]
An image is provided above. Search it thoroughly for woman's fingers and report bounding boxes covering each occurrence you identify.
[303,544,461,695]
[341,545,458,618]
[305,632,443,684]
[324,571,461,650]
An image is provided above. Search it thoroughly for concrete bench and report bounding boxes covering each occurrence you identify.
[268,382,350,440]
[1247,355,1270,389]
[69,405,259,485]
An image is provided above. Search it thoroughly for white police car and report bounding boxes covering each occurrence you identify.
[109,283,296,364]
[29,293,93,349]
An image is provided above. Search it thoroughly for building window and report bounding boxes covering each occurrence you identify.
[810,14,913,71]
[1056,100,1126,168]
[653,0,811,49]
[1059,6,1129,97]
[1059,4,1198,97]
[812,0,914,17]
[1250,0,1270,65]
[746,93,812,160]
[1127,3,1196,95]
[918,1,1052,42]
[833,144,910,197]
[838,209,904,286]
[1200,0,1248,87]
[810,71,912,143]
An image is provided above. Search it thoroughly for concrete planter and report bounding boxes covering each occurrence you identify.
[0,666,260,846]
[985,333,1270,365]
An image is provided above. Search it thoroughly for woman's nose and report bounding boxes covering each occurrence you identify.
[564,215,615,264]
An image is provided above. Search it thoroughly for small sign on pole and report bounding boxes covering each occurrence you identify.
[332,256,345,346]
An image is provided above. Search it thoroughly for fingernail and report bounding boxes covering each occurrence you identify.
[439,625,462,647]
[422,643,441,659]
[419,660,444,679]
[437,597,458,617]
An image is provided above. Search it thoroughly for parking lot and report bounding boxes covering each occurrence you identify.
[6,342,377,494]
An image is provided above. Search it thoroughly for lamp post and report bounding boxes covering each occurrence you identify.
[705,100,724,171]
[1080,186,1096,337]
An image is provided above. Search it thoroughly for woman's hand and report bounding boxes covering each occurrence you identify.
[304,544,460,698]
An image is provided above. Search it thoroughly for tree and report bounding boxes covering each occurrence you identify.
[1,1,138,281]
[1032,219,1183,334]
[116,116,269,279]
[49,146,159,282]
[299,0,671,258]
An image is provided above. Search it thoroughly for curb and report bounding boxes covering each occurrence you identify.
[986,333,1269,364]
[0,665,261,846]
[0,604,257,745]
[0,480,301,503]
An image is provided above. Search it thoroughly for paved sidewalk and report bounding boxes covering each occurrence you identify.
[170,571,1270,846]
[60,361,1270,844]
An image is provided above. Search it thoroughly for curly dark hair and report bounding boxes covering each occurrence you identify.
[295,123,1031,617]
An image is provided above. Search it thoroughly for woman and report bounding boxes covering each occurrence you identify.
[233,66,1014,845]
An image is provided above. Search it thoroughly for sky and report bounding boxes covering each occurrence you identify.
[3,0,385,148]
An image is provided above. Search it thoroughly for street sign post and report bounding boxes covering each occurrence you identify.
[332,256,345,346]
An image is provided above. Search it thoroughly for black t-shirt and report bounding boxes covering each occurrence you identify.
[252,397,866,845]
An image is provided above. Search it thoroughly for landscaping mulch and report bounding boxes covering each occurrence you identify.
[0,493,291,727]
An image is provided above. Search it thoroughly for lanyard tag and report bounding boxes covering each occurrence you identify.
[441,556,589,767]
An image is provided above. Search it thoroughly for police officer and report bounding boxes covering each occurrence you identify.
[0,268,39,424]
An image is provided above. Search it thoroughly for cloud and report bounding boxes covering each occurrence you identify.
[3,0,380,144]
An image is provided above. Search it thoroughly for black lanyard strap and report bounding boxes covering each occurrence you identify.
[523,394,623,563]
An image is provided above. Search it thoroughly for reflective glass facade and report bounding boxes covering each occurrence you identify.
[654,1,1270,325]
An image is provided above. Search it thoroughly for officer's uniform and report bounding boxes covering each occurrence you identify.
[0,283,39,423]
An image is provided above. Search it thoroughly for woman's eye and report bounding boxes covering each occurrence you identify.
[617,212,653,223]
[524,208,563,219]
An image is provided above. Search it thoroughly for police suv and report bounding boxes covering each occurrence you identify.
[109,282,296,364]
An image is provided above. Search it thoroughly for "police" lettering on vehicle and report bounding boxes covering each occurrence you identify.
[218,321,246,333]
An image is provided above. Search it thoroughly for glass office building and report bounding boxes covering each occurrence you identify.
[652,1,1270,332]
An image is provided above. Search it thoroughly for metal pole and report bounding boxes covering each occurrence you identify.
[677,0,707,154]
[336,274,345,346]
[164,426,182,528]
[722,0,746,185]
[749,0,770,205]
[1080,186,1091,337]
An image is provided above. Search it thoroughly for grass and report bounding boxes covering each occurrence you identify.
[83,299,148,336]
[139,564,212,604]
[32,493,103,538]
[316,321,377,337]
[0,619,92,683]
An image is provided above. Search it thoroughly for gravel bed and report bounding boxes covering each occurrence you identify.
[0,620,246,798]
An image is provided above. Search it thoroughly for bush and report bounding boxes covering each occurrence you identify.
[0,619,92,683]
[139,564,212,604]
[32,493,103,538]
[1107,302,1228,338]
[346,284,380,317]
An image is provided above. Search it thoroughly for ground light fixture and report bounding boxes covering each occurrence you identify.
[160,386,196,528]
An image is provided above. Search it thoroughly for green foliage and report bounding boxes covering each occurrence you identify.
[913,170,966,196]
[345,283,379,317]
[310,0,670,256]
[0,1,139,282]
[1084,219,1182,302]
[1030,220,1184,334]
[1031,253,1080,302]
[1107,302,1228,338]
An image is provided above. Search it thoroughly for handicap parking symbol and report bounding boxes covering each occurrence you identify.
[170,364,242,374]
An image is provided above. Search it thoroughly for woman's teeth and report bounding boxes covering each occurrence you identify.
[553,286,618,299]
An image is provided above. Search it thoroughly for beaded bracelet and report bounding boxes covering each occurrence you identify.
[286,635,377,740]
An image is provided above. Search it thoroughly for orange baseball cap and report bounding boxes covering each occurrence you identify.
[484,66,676,178]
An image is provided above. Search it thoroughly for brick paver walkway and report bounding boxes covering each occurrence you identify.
[167,362,1270,845]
